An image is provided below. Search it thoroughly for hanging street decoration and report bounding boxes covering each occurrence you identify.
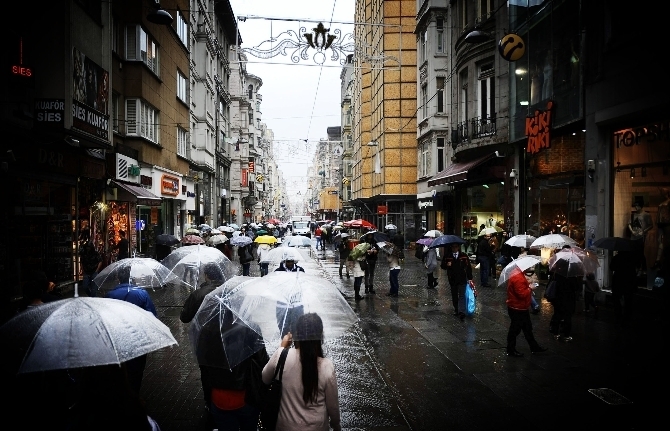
[498,33,525,62]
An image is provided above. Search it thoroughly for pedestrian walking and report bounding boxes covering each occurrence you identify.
[364,233,379,294]
[315,226,323,250]
[337,238,350,278]
[477,233,494,287]
[257,243,272,277]
[441,243,473,320]
[424,246,439,289]
[610,250,640,326]
[262,313,342,431]
[80,239,102,297]
[352,254,366,301]
[583,272,600,315]
[386,250,401,297]
[238,244,254,276]
[505,268,547,357]
[548,255,582,341]
[275,258,305,273]
[320,227,328,251]
[114,230,129,260]
[489,234,499,279]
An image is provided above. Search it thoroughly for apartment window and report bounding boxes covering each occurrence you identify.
[256,101,260,113]
[420,143,429,177]
[112,16,119,54]
[460,70,469,123]
[248,112,253,125]
[437,138,445,172]
[126,26,158,74]
[177,71,188,102]
[176,12,188,46]
[480,0,495,20]
[126,99,158,143]
[248,85,253,99]
[436,77,445,113]
[112,92,119,132]
[462,0,468,29]
[177,126,188,157]
[479,63,495,120]
[421,84,428,119]
[436,18,444,53]
[420,30,427,63]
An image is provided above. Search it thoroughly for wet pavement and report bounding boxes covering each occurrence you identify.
[139,241,665,431]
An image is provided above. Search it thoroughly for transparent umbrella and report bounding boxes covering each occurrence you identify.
[498,255,542,286]
[284,236,312,247]
[161,245,239,290]
[548,247,600,278]
[223,272,359,345]
[230,235,252,247]
[207,234,229,246]
[93,257,179,292]
[505,234,537,248]
[423,230,443,238]
[0,297,177,374]
[530,234,578,250]
[259,247,303,265]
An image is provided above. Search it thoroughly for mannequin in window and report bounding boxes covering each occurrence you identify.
[487,214,495,227]
[629,201,652,274]
[530,63,543,105]
[654,188,670,271]
[542,51,553,100]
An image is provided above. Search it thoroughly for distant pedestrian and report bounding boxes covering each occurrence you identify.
[80,239,102,297]
[505,268,547,357]
[424,246,439,289]
[114,230,129,260]
[238,244,254,276]
[610,250,639,326]
[320,227,327,251]
[441,243,473,320]
[548,255,581,341]
[256,243,272,276]
[338,238,350,278]
[352,254,366,301]
[477,234,494,287]
[364,233,379,294]
[315,226,323,250]
[386,250,401,297]
[583,272,600,315]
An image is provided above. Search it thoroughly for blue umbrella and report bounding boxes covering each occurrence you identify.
[230,235,252,247]
[428,235,466,248]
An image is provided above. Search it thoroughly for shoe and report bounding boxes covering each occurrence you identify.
[386,292,398,297]
[369,289,376,294]
[560,336,573,342]
[531,346,548,353]
[459,312,465,321]
[507,350,524,357]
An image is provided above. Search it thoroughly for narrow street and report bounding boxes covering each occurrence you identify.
[141,240,665,431]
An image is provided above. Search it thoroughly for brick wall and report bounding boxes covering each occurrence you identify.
[530,134,584,176]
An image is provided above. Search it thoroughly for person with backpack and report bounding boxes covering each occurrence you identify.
[337,237,350,278]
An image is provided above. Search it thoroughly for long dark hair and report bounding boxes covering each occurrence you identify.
[294,313,324,404]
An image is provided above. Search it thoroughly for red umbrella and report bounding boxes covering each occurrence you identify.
[182,234,205,245]
[344,219,376,229]
[268,218,281,225]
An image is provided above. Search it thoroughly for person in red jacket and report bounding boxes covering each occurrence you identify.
[506,268,547,357]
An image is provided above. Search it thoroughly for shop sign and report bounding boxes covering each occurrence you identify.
[140,175,152,187]
[72,48,109,141]
[377,205,388,214]
[328,190,338,195]
[241,169,248,187]
[498,33,525,62]
[34,99,64,126]
[418,200,434,209]
[613,121,670,148]
[151,207,158,224]
[161,174,179,196]
[526,101,553,155]
[248,160,255,173]
[186,191,196,198]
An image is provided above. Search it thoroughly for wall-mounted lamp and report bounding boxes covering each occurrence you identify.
[509,169,517,178]
[630,168,635,179]
[464,29,492,44]
[64,136,80,147]
[147,2,173,25]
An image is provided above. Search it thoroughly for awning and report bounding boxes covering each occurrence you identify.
[427,153,496,187]
[112,180,162,206]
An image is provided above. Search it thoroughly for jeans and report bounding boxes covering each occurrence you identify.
[260,263,269,277]
[210,402,259,431]
[479,258,490,286]
[389,268,400,295]
[364,260,377,288]
[242,263,250,276]
[82,272,99,297]
[530,293,539,310]
[316,237,322,250]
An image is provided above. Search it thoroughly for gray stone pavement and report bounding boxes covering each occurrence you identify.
[137,242,665,430]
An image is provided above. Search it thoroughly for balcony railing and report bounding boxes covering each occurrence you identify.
[452,116,497,147]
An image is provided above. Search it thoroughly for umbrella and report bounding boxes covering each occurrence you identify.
[268,218,281,225]
[185,227,200,235]
[219,226,235,233]
[255,229,269,236]
[497,255,542,286]
[360,230,391,243]
[182,234,206,245]
[255,235,278,245]
[548,247,600,278]
[187,276,265,370]
[0,297,177,374]
[332,225,344,230]
[284,236,312,247]
[427,234,466,248]
[344,219,376,229]
[530,234,578,249]
[505,234,537,248]
[478,227,498,236]
[265,223,276,229]
[209,228,222,235]
[94,257,179,291]
[416,238,434,247]
[199,224,212,230]
[259,247,303,264]
[228,224,240,230]
[207,234,229,246]
[592,237,635,251]
[161,245,238,290]
[230,235,252,247]
[223,272,359,345]
[156,234,180,246]
[349,242,371,260]
[377,241,402,257]
[232,230,242,237]
[384,224,398,230]
[423,230,443,238]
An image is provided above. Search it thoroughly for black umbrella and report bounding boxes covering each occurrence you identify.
[156,234,180,246]
[428,234,466,248]
[592,237,634,251]
[360,231,391,243]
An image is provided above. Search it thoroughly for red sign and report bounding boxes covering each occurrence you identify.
[241,169,248,187]
[248,161,255,173]
[526,101,553,154]
[161,174,180,196]
[377,205,388,215]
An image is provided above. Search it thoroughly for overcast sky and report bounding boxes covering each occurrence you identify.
[228,0,355,197]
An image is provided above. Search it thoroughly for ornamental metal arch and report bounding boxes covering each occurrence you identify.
[235,15,401,70]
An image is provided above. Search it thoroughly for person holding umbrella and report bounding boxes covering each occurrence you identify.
[337,234,351,278]
[424,245,439,289]
[548,246,582,341]
[238,243,254,276]
[505,267,547,357]
[363,232,379,295]
[442,243,474,320]
[477,232,494,287]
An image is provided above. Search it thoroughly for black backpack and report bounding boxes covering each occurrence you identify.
[414,245,424,260]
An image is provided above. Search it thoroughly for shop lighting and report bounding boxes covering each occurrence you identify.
[520,101,529,106]
[483,184,489,188]
[500,181,504,185]
[515,69,527,75]
[630,168,635,178]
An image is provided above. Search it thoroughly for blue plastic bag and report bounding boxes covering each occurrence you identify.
[465,283,476,316]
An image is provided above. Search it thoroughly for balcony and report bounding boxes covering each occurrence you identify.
[451,116,497,149]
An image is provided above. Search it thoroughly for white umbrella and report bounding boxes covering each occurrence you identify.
[209,228,222,235]
[478,227,499,236]
[0,297,177,373]
[424,230,442,238]
[207,234,229,246]
[230,235,253,246]
[161,245,238,289]
[498,256,542,286]
[284,236,312,247]
[530,234,578,249]
[260,247,303,264]
[265,223,276,229]
[94,257,179,292]
[505,234,537,248]
[384,224,398,230]
[548,247,600,278]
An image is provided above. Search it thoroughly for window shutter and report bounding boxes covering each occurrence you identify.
[126,99,137,134]
[126,25,137,60]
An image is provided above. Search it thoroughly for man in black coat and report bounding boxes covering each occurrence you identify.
[364,232,380,294]
[442,243,474,319]
[477,234,494,287]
